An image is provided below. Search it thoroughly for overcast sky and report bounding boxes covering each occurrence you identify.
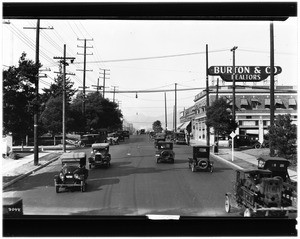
[2,16,298,129]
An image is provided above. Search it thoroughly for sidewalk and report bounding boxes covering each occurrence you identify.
[190,139,297,182]
[2,151,62,189]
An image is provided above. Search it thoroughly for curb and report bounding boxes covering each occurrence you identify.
[3,155,60,190]
[210,153,244,170]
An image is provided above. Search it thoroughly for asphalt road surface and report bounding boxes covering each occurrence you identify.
[3,134,239,216]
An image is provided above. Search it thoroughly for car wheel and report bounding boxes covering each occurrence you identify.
[255,143,261,149]
[225,195,231,213]
[89,164,91,169]
[156,158,160,164]
[81,142,85,148]
[244,208,252,217]
[56,186,60,193]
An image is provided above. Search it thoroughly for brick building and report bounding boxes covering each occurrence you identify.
[179,85,297,145]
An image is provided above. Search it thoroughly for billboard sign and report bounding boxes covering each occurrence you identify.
[208,66,282,82]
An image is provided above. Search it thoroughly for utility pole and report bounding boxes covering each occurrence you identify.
[112,86,118,103]
[24,19,53,166]
[231,46,238,131]
[174,83,177,132]
[54,45,75,152]
[77,38,93,116]
[100,69,110,98]
[206,44,210,146]
[164,92,167,130]
[216,78,219,100]
[270,22,275,157]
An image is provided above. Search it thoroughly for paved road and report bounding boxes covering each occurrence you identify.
[3,135,239,216]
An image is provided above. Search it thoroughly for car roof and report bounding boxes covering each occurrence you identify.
[240,169,272,174]
[60,152,86,159]
[92,143,109,148]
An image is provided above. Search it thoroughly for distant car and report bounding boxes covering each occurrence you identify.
[154,133,166,147]
[228,135,261,149]
[116,131,125,142]
[173,132,186,144]
[107,133,119,145]
[122,130,130,139]
[80,134,106,147]
[88,143,111,169]
[54,152,88,193]
[155,141,175,164]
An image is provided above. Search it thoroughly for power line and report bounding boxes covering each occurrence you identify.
[73,49,230,64]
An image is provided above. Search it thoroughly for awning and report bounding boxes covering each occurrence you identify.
[176,123,184,130]
[265,99,270,106]
[180,121,191,130]
[240,98,248,106]
[275,99,283,105]
[289,98,297,106]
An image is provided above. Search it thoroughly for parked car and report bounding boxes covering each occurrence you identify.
[155,141,175,164]
[225,169,297,217]
[188,146,214,172]
[88,143,111,168]
[54,152,88,193]
[228,135,261,149]
[107,133,119,145]
[173,132,186,144]
[116,131,125,142]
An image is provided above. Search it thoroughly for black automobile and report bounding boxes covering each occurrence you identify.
[154,133,166,147]
[188,146,214,172]
[228,135,261,149]
[155,141,175,164]
[80,134,106,147]
[54,152,88,193]
[122,130,130,139]
[88,143,111,168]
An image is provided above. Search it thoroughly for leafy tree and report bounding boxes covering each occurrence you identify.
[206,98,238,139]
[3,52,40,142]
[152,120,163,133]
[39,73,77,135]
[267,114,297,161]
[69,92,123,132]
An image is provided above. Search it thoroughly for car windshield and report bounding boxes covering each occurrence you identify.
[2,5,297,236]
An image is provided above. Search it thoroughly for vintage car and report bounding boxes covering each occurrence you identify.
[154,133,166,147]
[225,169,297,217]
[173,132,186,145]
[155,141,175,163]
[54,152,88,193]
[228,134,261,149]
[88,143,111,168]
[188,146,214,172]
[80,133,106,147]
[107,133,119,145]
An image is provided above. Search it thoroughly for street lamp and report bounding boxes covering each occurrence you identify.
[230,46,238,132]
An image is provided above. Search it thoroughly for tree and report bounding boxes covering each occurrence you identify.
[39,73,77,135]
[69,92,123,132]
[152,120,163,133]
[267,114,297,161]
[206,98,238,139]
[3,52,40,142]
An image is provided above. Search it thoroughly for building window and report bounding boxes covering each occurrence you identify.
[251,98,261,110]
[275,98,285,109]
[288,98,297,110]
[265,99,270,109]
[246,116,252,119]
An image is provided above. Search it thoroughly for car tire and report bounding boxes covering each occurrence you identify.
[156,158,160,164]
[225,195,231,213]
[55,186,60,193]
[255,143,261,149]
[89,164,91,169]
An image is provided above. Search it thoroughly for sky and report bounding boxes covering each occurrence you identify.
[1,14,298,130]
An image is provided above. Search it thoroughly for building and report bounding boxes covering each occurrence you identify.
[179,84,297,145]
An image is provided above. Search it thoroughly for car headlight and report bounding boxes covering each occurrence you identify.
[59,172,64,180]
[155,154,160,157]
[74,174,80,179]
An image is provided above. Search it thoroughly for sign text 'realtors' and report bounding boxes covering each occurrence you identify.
[208,66,282,82]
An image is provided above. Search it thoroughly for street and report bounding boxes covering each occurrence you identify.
[3,134,238,216]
